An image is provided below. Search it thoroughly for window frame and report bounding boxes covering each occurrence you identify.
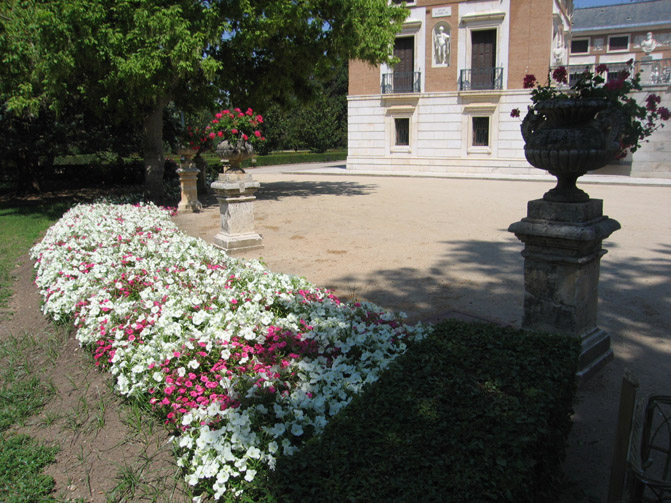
[472,116,490,147]
[462,103,497,156]
[385,103,418,156]
[570,38,590,55]
[607,35,629,53]
[394,118,410,147]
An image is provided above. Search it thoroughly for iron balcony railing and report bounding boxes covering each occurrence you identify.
[459,67,504,91]
[381,72,421,94]
[553,59,671,86]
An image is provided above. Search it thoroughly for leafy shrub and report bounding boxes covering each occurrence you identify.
[259,320,579,503]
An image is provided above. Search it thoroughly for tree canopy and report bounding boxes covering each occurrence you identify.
[1,0,407,200]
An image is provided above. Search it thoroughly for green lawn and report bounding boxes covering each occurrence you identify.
[0,200,69,503]
[0,202,69,307]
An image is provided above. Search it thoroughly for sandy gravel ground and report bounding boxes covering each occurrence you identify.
[173,170,671,501]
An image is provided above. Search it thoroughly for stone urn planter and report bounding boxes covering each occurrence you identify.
[176,148,203,213]
[216,139,254,173]
[210,139,262,252]
[511,97,624,382]
[522,98,623,202]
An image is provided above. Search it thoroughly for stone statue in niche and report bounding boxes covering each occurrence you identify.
[433,25,450,65]
[552,23,566,64]
[641,32,658,54]
[553,36,565,64]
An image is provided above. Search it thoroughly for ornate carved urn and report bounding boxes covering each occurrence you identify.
[522,98,623,202]
[216,140,254,172]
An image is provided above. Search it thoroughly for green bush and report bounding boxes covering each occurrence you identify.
[255,320,579,503]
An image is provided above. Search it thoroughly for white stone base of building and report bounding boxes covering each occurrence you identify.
[347,90,671,179]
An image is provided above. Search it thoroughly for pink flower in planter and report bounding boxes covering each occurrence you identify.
[552,66,568,84]
[523,74,537,89]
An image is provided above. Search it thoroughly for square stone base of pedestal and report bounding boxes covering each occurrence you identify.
[177,200,203,213]
[213,232,263,253]
[577,328,614,385]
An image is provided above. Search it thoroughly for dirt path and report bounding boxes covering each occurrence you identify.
[1,253,190,503]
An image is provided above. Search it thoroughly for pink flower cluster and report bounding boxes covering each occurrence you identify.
[145,321,341,428]
[183,107,267,151]
[206,107,266,145]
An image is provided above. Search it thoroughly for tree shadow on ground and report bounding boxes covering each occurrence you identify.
[331,237,524,325]
[256,180,378,201]
[599,242,671,346]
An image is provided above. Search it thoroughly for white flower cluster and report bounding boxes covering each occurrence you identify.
[30,202,428,500]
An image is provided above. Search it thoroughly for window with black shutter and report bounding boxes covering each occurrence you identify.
[472,117,489,147]
[608,35,629,52]
[570,39,589,54]
[395,118,410,146]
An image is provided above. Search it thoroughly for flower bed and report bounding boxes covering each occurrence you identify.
[30,203,427,501]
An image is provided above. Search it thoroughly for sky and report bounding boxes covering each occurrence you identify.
[574,0,642,7]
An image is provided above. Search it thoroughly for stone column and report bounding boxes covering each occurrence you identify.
[508,198,620,383]
[210,172,263,253]
[176,165,203,213]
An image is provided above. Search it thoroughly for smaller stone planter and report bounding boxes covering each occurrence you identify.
[210,172,262,253]
[176,152,203,213]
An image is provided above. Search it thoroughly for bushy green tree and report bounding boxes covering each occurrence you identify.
[259,62,348,154]
[1,0,406,201]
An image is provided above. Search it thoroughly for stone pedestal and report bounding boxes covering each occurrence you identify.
[176,166,203,213]
[508,198,620,383]
[210,172,263,253]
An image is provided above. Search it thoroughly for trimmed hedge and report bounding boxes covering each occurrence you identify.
[200,149,347,172]
[40,150,346,189]
[252,320,579,503]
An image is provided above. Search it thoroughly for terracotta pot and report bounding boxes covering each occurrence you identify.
[522,98,623,202]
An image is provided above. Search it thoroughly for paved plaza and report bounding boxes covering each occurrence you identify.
[174,163,671,500]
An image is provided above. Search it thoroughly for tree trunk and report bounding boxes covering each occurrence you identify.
[15,149,42,195]
[143,99,168,203]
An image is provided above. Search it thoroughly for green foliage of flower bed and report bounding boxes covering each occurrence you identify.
[257,320,580,503]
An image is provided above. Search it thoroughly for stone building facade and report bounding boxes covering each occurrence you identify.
[568,0,671,178]
[347,0,671,178]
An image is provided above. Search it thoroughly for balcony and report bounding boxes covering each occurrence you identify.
[459,67,503,91]
[634,58,671,85]
[381,72,421,94]
[556,60,671,87]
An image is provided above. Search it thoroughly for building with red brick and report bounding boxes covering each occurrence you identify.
[346,0,670,178]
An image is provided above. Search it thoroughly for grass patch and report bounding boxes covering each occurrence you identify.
[0,202,69,308]
[0,335,60,503]
[0,434,59,502]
